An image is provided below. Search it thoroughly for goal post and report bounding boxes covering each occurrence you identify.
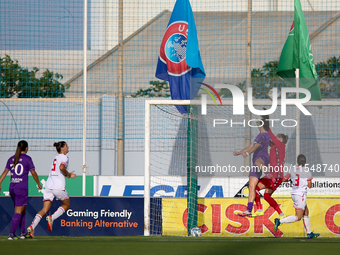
[187,105,198,235]
[144,99,340,237]
[144,99,192,236]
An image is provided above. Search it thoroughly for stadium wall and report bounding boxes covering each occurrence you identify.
[93,0,340,49]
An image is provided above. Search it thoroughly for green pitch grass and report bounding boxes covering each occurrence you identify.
[1,236,340,255]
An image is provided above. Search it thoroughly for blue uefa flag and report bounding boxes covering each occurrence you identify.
[155,0,205,114]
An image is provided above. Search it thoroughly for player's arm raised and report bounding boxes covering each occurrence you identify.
[268,128,280,144]
[60,164,76,179]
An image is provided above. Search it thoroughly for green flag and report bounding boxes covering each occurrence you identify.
[277,0,321,101]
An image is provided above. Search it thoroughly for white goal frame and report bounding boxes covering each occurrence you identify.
[144,99,340,236]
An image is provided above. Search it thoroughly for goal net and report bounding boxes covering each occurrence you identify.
[144,99,340,237]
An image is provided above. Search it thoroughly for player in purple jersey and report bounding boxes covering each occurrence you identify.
[233,115,270,217]
[0,140,42,240]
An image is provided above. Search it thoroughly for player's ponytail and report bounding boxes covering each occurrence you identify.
[14,140,28,167]
[54,141,66,153]
[297,154,306,166]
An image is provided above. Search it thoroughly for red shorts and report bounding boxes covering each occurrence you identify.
[259,178,283,191]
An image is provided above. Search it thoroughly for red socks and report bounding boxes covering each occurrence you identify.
[264,193,282,214]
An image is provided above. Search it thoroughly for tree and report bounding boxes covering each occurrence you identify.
[131,81,170,98]
[228,56,340,99]
[0,55,70,98]
[250,60,286,99]
[315,56,340,98]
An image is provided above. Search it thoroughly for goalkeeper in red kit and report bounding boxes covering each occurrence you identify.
[252,127,288,218]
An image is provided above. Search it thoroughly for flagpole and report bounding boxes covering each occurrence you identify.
[295,68,300,158]
[244,0,252,172]
[82,0,88,196]
[117,0,124,176]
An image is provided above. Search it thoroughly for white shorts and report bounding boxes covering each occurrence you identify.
[43,188,69,202]
[291,193,307,211]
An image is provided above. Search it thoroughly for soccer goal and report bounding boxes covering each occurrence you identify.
[144,99,340,237]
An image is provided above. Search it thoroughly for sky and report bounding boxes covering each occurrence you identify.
[0,0,91,50]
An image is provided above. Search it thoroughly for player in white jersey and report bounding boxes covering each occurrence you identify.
[27,141,76,238]
[45,152,69,191]
[274,154,319,238]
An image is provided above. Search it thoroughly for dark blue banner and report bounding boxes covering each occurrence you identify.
[0,197,145,236]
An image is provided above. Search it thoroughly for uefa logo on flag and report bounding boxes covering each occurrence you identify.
[159,21,191,76]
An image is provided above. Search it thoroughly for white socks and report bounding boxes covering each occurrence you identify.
[279,215,311,234]
[31,208,66,230]
[31,214,42,229]
[280,215,298,224]
[303,216,311,234]
[52,207,65,221]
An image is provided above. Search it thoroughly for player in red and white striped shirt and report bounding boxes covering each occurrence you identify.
[27,141,76,238]
[274,154,319,238]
